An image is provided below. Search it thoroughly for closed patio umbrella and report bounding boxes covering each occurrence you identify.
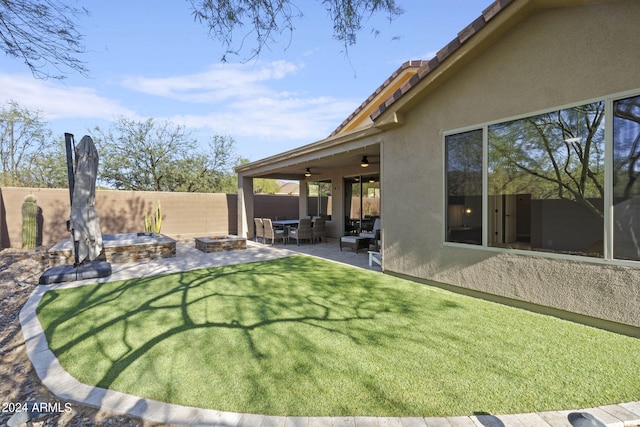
[70,135,103,263]
[39,133,111,284]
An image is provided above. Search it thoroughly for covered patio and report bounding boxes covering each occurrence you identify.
[235,61,429,261]
[236,131,382,246]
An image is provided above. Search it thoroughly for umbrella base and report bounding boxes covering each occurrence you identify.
[39,261,112,284]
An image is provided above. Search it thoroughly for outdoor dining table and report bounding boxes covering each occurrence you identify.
[272,219,300,227]
[271,219,300,243]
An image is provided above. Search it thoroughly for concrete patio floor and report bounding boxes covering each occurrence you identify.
[19,239,640,427]
[262,237,381,271]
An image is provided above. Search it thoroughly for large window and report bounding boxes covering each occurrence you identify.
[307,180,332,220]
[613,95,640,261]
[488,102,605,257]
[446,130,483,245]
[445,93,640,263]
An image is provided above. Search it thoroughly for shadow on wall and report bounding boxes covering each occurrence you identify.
[36,206,43,247]
[42,198,71,245]
[0,187,300,248]
[99,196,149,235]
[39,197,149,247]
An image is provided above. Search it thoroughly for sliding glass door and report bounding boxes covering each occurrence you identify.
[344,175,380,234]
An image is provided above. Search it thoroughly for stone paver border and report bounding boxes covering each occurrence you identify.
[19,241,640,427]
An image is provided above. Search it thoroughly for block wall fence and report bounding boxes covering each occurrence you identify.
[0,187,299,249]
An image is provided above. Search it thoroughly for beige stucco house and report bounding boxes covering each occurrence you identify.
[236,0,640,335]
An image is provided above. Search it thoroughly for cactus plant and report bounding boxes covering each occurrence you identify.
[22,195,38,249]
[143,201,162,235]
[144,209,153,233]
[153,201,162,234]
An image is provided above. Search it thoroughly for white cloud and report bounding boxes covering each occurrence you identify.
[0,60,360,153]
[171,94,356,142]
[123,60,359,143]
[120,60,302,104]
[0,73,138,121]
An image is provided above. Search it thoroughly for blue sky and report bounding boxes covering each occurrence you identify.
[1,1,487,162]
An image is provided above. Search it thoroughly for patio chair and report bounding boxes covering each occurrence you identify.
[289,217,313,245]
[254,218,264,243]
[361,229,382,252]
[359,217,381,240]
[312,217,326,243]
[263,218,286,245]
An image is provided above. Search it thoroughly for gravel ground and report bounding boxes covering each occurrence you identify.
[0,248,173,427]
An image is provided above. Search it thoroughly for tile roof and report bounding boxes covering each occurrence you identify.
[329,60,429,137]
[369,0,515,122]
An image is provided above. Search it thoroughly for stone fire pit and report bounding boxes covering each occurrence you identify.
[195,235,246,252]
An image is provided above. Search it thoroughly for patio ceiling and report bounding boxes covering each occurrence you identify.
[237,128,382,180]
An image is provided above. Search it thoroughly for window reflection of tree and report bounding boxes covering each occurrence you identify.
[489,102,605,219]
[613,95,640,261]
[613,96,640,200]
[446,130,483,197]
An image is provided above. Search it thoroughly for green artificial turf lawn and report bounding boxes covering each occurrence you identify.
[37,256,640,417]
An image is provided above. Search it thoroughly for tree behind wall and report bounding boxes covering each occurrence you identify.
[93,117,239,193]
[0,101,51,186]
[21,137,68,188]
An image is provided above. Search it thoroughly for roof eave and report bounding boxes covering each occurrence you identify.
[329,60,429,137]
[371,0,621,128]
[371,0,533,128]
[235,125,382,174]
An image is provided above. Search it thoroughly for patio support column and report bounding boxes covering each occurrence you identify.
[237,174,254,239]
[299,179,308,218]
